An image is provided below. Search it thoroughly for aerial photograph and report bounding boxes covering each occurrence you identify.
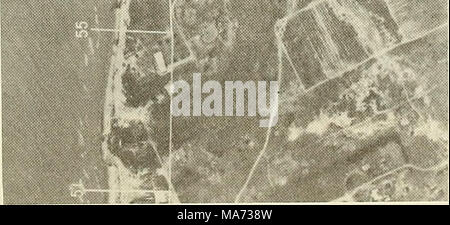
[1,0,448,205]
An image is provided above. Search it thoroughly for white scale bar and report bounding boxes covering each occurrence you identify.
[91,27,168,35]
[83,189,170,194]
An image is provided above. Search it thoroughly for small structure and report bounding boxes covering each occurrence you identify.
[153,51,167,75]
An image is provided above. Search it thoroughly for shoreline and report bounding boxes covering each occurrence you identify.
[101,0,180,204]
[102,0,132,204]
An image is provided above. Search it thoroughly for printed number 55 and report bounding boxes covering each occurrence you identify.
[75,21,89,38]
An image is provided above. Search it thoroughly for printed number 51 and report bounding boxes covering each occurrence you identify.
[75,21,89,38]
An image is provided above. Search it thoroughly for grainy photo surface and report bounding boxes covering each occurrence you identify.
[0,0,448,204]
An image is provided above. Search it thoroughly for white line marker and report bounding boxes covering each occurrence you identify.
[69,181,170,202]
[90,27,168,35]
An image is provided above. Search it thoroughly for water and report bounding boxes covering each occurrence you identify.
[1,0,115,204]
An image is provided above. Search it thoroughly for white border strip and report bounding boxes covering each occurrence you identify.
[0,0,4,205]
